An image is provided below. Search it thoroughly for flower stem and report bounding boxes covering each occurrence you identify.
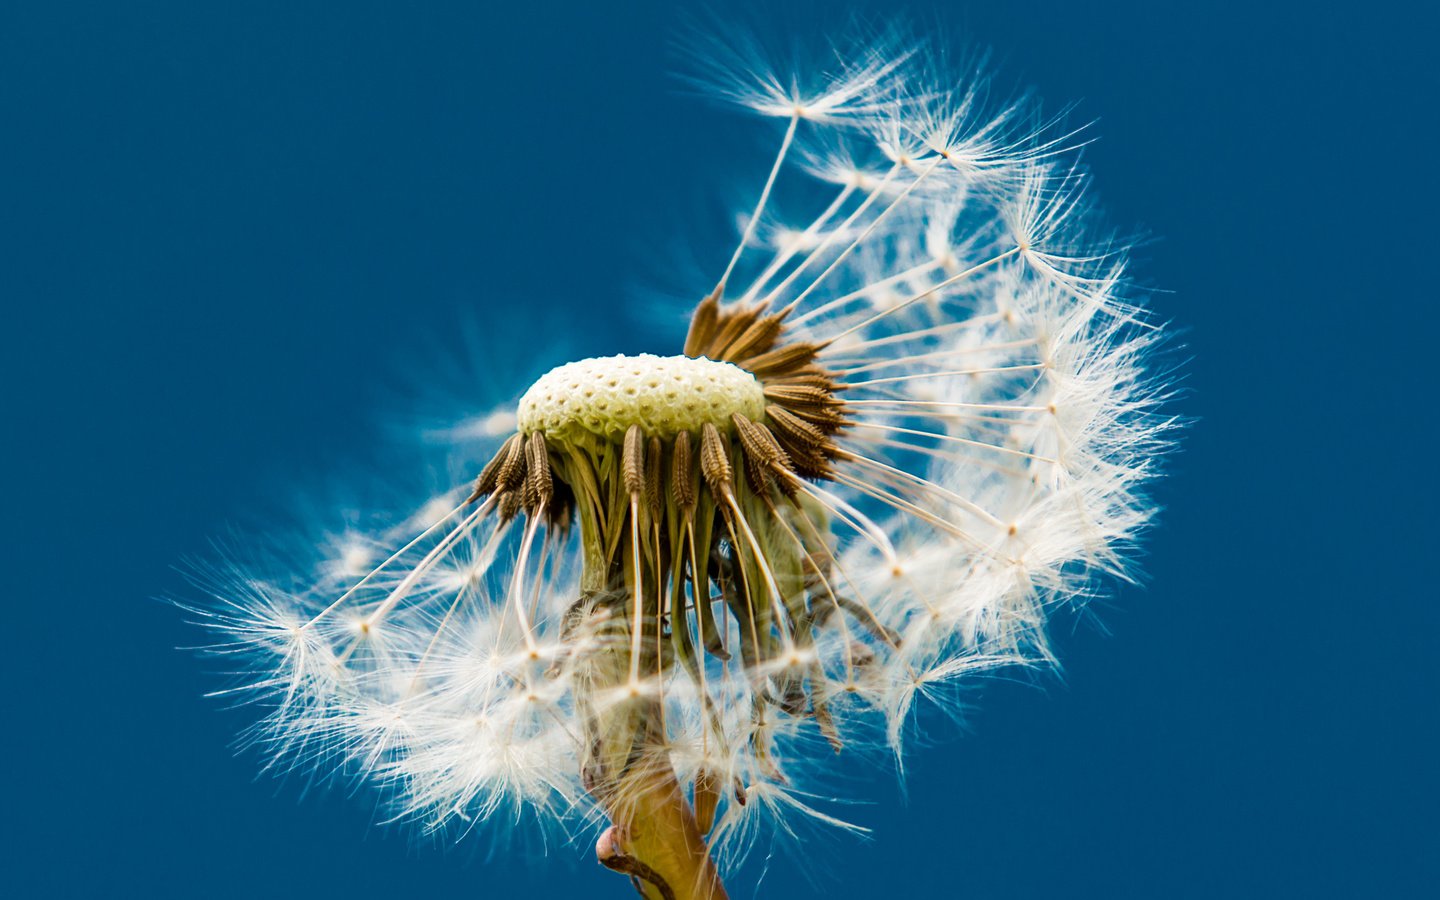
[596,762,728,900]
[571,482,728,900]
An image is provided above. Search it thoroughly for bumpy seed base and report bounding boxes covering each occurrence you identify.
[517,353,767,443]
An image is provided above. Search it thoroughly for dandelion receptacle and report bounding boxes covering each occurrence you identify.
[187,25,1174,900]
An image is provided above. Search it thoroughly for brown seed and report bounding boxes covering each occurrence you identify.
[469,433,522,500]
[498,488,523,522]
[765,404,830,449]
[699,422,733,498]
[671,430,696,510]
[763,371,843,392]
[732,413,790,468]
[683,285,722,358]
[523,431,552,512]
[762,384,843,410]
[717,309,785,362]
[733,412,796,496]
[781,402,848,430]
[621,424,645,497]
[496,432,529,492]
[742,341,821,377]
[705,303,766,360]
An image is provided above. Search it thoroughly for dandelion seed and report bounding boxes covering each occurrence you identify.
[186,26,1174,900]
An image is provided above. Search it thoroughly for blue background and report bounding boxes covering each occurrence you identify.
[4,1,1434,897]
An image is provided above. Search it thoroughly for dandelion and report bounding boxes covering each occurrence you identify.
[187,26,1174,900]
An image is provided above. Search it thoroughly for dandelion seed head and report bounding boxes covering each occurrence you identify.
[188,22,1177,886]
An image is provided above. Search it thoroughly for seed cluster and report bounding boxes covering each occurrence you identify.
[466,430,571,524]
[472,289,852,526]
[684,289,849,481]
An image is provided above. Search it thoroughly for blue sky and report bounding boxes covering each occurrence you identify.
[3,1,1433,897]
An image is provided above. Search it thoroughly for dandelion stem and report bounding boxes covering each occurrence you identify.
[596,762,728,900]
